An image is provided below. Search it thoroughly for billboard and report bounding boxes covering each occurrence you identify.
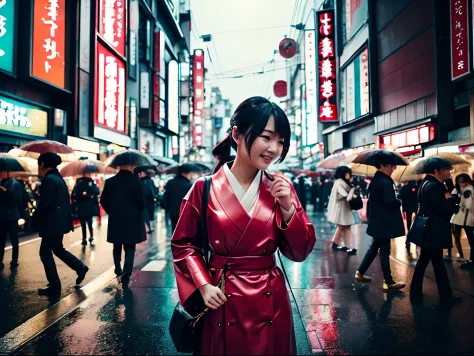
[0,95,48,137]
[167,60,180,134]
[31,0,66,88]
[450,0,470,80]
[99,0,126,56]
[344,0,368,43]
[0,0,15,73]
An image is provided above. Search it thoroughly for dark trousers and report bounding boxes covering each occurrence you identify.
[144,211,152,232]
[40,236,85,286]
[357,238,394,284]
[113,244,136,275]
[170,215,179,233]
[448,225,474,260]
[0,220,19,263]
[405,211,415,247]
[411,248,452,297]
[80,217,93,241]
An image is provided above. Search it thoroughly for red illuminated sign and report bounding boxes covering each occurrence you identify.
[317,10,338,122]
[95,43,126,133]
[99,0,126,56]
[450,0,470,80]
[193,49,205,147]
[153,31,165,125]
[31,0,66,88]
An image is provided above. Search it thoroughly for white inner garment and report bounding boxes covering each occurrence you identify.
[224,163,261,214]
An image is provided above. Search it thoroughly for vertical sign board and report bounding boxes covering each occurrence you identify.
[0,0,15,73]
[305,30,318,146]
[99,0,126,56]
[32,0,66,88]
[167,60,180,134]
[153,31,165,124]
[450,0,470,80]
[96,43,126,133]
[193,50,204,147]
[317,10,338,122]
[129,0,138,80]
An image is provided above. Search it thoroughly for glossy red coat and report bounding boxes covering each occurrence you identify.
[172,167,316,355]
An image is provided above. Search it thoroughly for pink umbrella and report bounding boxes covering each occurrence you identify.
[17,140,77,162]
[60,160,117,177]
[318,153,348,169]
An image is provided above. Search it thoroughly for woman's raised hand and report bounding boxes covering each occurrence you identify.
[269,175,292,211]
[199,283,227,310]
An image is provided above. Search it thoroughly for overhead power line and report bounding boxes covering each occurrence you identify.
[209,63,299,81]
[211,25,290,36]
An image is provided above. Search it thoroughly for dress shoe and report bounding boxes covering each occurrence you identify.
[81,239,88,246]
[147,230,154,234]
[331,242,348,251]
[383,281,406,291]
[38,285,61,295]
[460,261,474,270]
[76,266,89,285]
[10,260,19,268]
[355,271,372,282]
[121,273,131,288]
[89,237,94,244]
[443,255,452,261]
[347,248,357,255]
[114,268,124,276]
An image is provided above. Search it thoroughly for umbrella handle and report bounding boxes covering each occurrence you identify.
[398,166,408,184]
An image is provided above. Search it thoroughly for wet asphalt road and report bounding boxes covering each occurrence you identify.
[1,208,473,355]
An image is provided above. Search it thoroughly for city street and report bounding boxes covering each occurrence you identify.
[0,209,472,355]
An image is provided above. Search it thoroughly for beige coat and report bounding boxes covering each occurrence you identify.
[452,185,474,227]
[327,178,355,226]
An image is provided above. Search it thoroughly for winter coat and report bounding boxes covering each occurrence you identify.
[100,170,146,245]
[398,181,418,213]
[32,169,74,237]
[72,178,100,218]
[409,174,458,249]
[366,171,405,239]
[140,176,157,220]
[327,178,355,226]
[0,178,22,221]
[163,175,193,217]
[451,184,474,227]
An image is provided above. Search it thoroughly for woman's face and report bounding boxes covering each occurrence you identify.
[233,115,285,171]
[344,172,352,181]
[458,180,469,190]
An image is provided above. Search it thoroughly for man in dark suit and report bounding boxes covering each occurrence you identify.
[409,158,460,304]
[139,169,157,234]
[0,172,22,270]
[398,181,418,249]
[33,153,89,295]
[355,158,406,291]
[163,165,194,232]
[100,164,146,287]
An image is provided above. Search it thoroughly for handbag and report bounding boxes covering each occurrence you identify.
[169,176,212,353]
[349,196,363,211]
[407,181,429,246]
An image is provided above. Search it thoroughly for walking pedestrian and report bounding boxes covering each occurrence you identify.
[72,174,100,245]
[327,166,358,254]
[355,159,406,291]
[163,165,193,233]
[409,157,461,303]
[33,153,89,295]
[398,181,418,249]
[294,174,308,211]
[139,169,157,234]
[447,174,474,269]
[100,163,146,287]
[0,172,22,270]
[171,96,316,355]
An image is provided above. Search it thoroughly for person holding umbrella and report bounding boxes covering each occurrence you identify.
[33,152,89,295]
[354,150,408,291]
[138,168,158,234]
[72,173,100,245]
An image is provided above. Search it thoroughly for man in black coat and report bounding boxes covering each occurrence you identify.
[409,158,460,304]
[33,153,89,295]
[72,174,100,245]
[139,170,157,234]
[163,165,193,232]
[398,181,419,249]
[0,172,22,270]
[294,175,308,211]
[100,164,146,287]
[355,159,406,291]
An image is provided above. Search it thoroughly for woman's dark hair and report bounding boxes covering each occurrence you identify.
[38,152,62,169]
[334,166,352,181]
[455,173,472,192]
[212,96,291,172]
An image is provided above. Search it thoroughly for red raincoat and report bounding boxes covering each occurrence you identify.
[172,167,316,355]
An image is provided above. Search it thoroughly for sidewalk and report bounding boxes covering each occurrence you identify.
[11,210,474,355]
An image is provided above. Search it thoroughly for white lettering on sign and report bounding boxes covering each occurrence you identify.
[0,99,32,128]
[103,0,118,47]
[42,0,60,75]
[104,56,118,128]
[0,0,7,57]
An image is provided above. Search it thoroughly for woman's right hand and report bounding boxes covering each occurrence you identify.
[198,283,227,310]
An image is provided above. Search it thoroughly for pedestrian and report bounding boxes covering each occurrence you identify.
[398,180,418,249]
[327,165,357,254]
[32,153,89,295]
[310,177,320,211]
[139,169,157,234]
[0,172,22,270]
[409,157,461,303]
[72,173,100,245]
[354,158,406,291]
[100,163,146,287]
[171,96,316,355]
[294,174,308,211]
[162,165,193,233]
[448,173,474,269]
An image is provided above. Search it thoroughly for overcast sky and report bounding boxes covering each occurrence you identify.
[190,0,302,111]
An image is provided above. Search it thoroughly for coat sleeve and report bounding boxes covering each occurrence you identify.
[99,180,110,213]
[0,180,22,205]
[426,183,457,218]
[276,183,316,262]
[171,178,212,304]
[335,181,349,200]
[382,180,401,210]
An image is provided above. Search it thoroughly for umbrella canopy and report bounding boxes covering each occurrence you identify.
[105,149,156,169]
[14,140,77,162]
[412,153,470,174]
[161,162,212,175]
[343,162,377,177]
[60,159,117,177]
[318,153,347,169]
[391,158,425,183]
[353,149,409,167]
[0,153,29,173]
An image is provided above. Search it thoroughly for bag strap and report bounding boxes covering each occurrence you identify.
[200,176,212,264]
[417,181,429,216]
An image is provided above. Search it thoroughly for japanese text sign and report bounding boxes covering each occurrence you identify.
[0,95,48,137]
[450,0,470,80]
[317,9,338,122]
[99,0,126,56]
[96,43,126,133]
[0,0,15,73]
[305,30,318,145]
[193,50,204,147]
[32,0,66,88]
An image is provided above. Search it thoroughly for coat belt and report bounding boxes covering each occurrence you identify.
[209,254,276,271]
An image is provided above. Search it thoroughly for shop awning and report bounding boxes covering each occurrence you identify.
[374,117,435,136]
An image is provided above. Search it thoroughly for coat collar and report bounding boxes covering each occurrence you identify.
[117,169,134,177]
[45,169,60,178]
[374,170,394,182]
[424,174,444,185]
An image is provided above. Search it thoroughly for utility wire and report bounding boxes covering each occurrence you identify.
[208,63,299,81]
[211,25,290,36]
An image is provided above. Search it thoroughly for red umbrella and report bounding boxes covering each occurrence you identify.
[318,153,347,169]
[17,140,77,162]
[60,160,117,177]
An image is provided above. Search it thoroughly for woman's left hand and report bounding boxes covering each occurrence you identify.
[270,175,293,211]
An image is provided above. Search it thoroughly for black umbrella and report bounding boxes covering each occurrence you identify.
[352,149,409,167]
[0,153,28,172]
[105,149,156,169]
[161,162,212,175]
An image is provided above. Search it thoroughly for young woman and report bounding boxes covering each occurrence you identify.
[171,96,316,355]
[327,166,357,255]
